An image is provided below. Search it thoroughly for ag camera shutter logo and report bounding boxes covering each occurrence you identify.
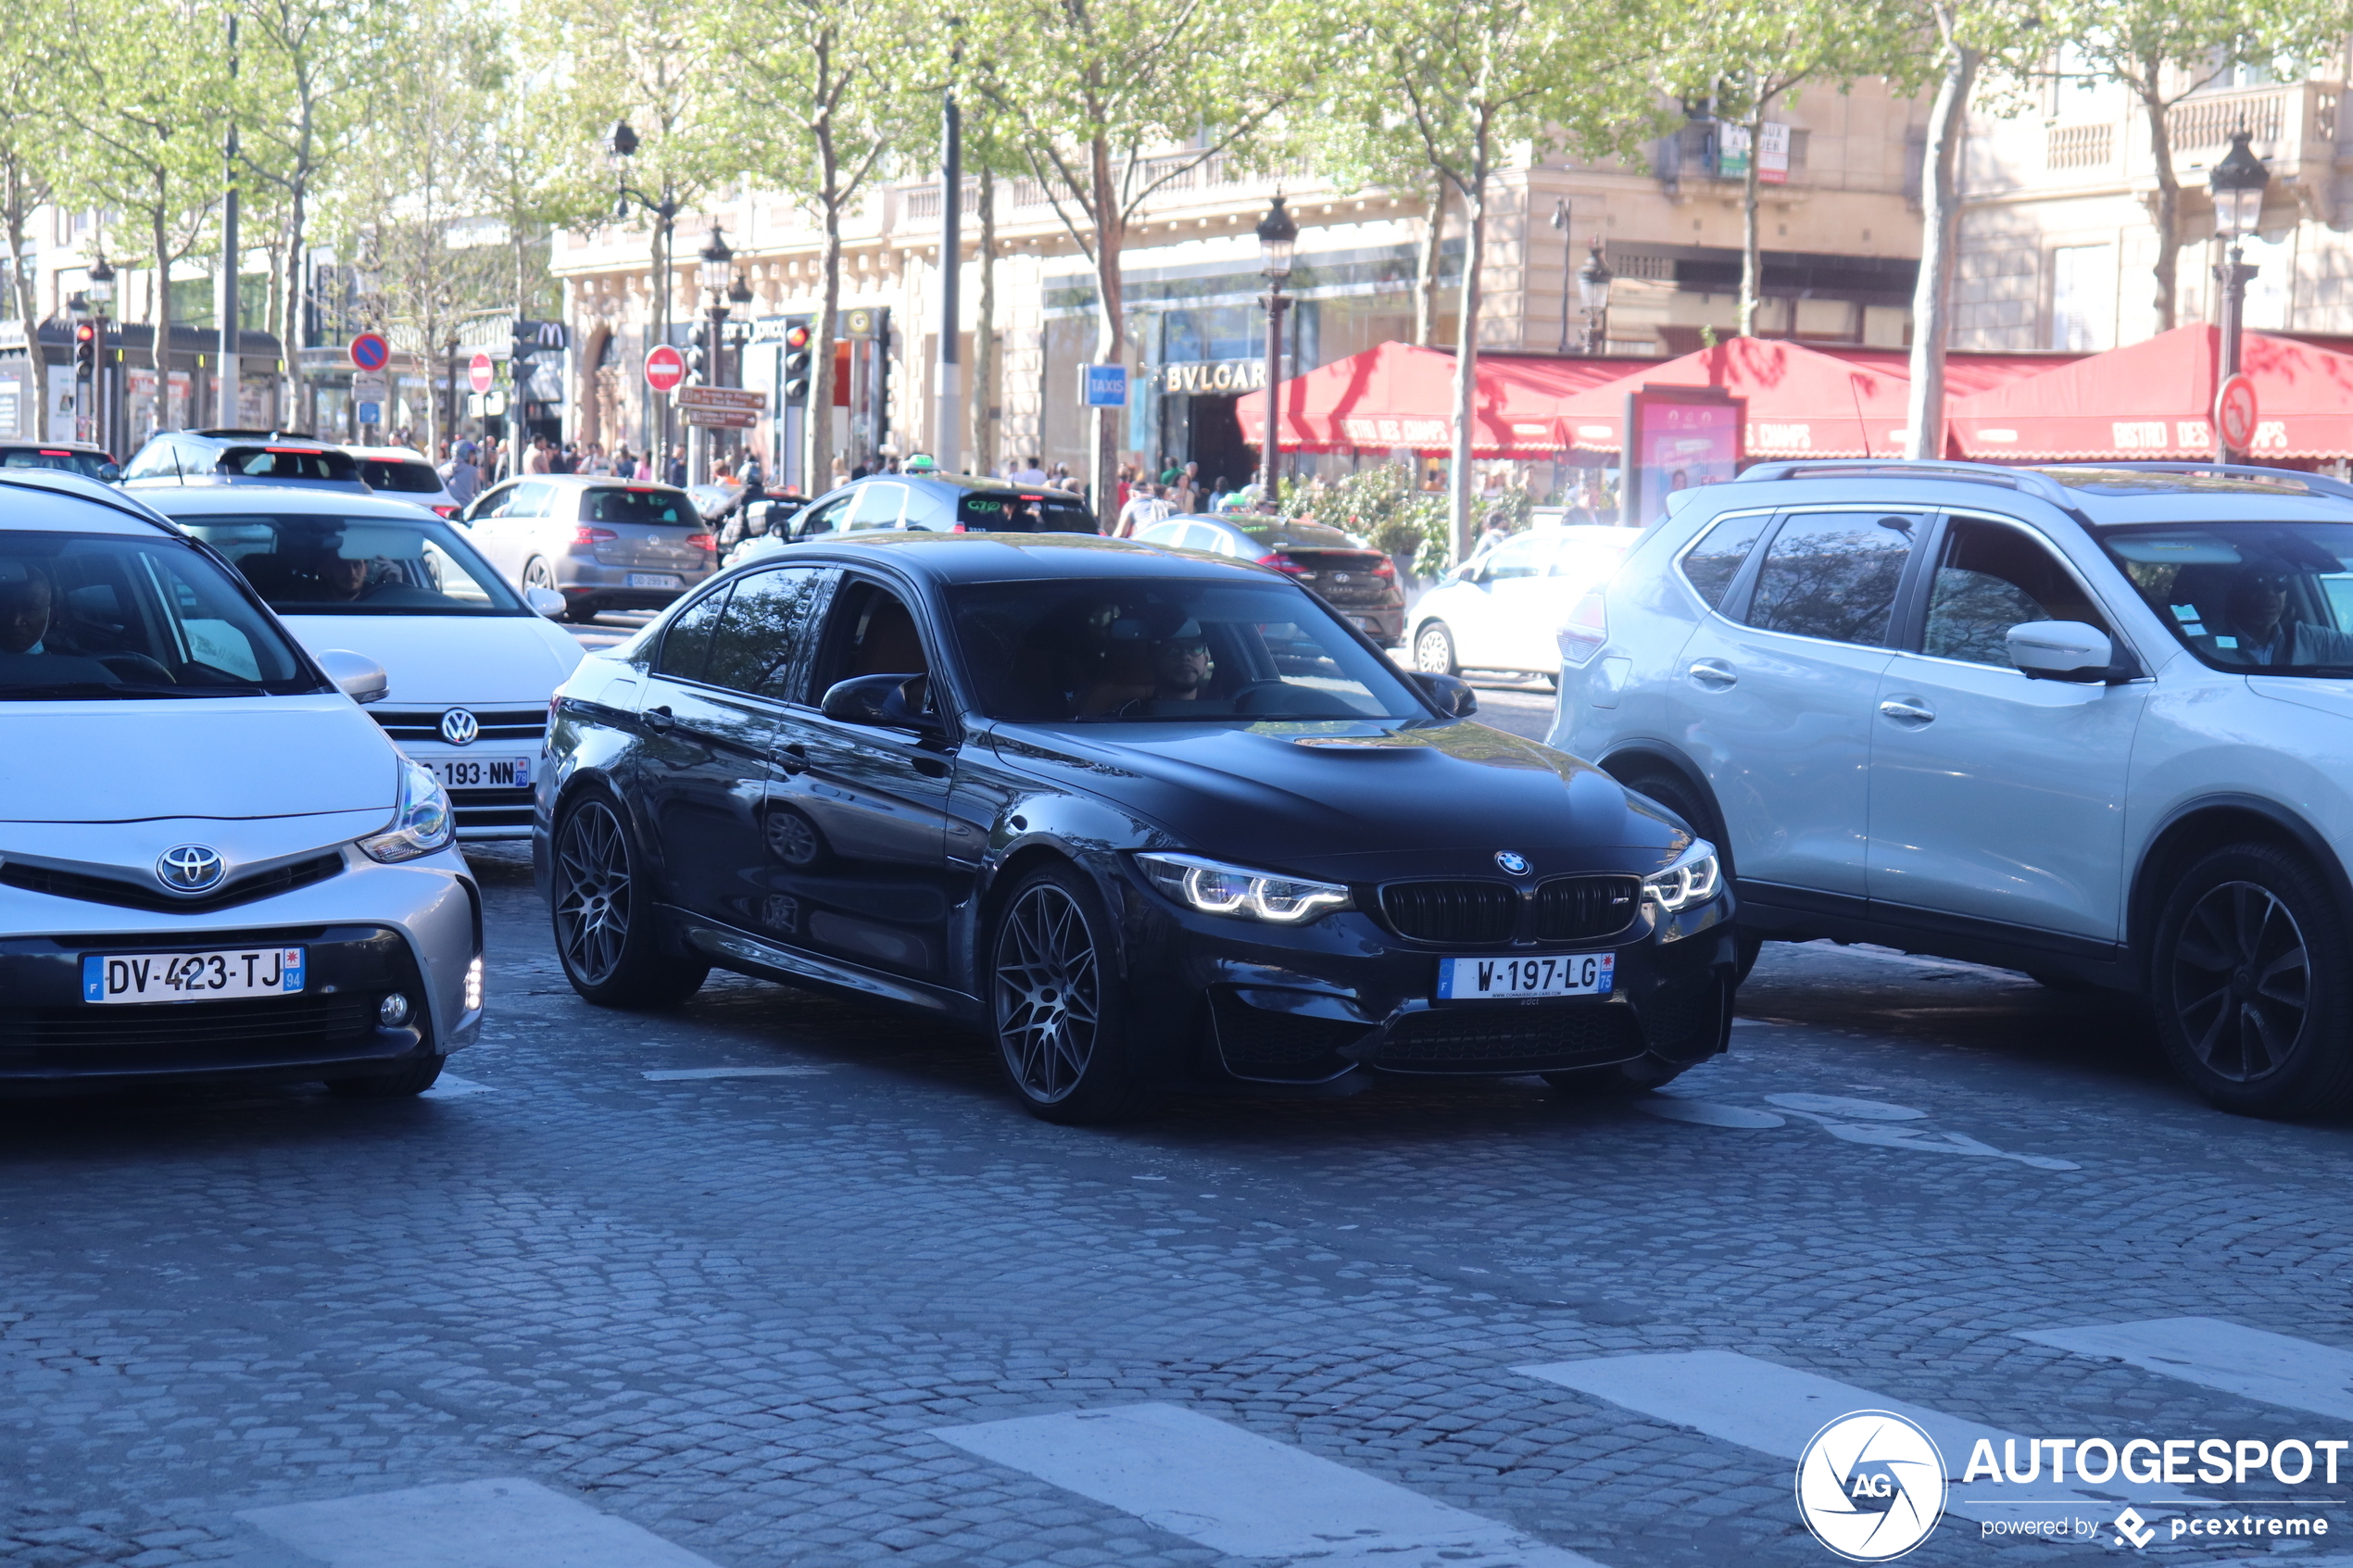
[1795,1411,1947,1561]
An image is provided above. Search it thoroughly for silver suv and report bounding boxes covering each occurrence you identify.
[459,475,717,622]
[1554,459,2353,1119]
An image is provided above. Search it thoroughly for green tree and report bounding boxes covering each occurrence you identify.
[54,0,232,436]
[958,0,1319,510]
[0,14,62,437]
[1347,0,1659,559]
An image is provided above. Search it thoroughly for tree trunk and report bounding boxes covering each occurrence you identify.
[1738,108,1765,336]
[280,185,306,432]
[1903,38,1978,460]
[1415,173,1445,346]
[150,202,173,436]
[5,173,44,441]
[1448,167,1487,562]
[969,166,995,474]
[805,138,843,491]
[1088,133,1123,523]
[2141,68,2181,332]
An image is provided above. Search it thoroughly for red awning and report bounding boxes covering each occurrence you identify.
[1948,326,2353,460]
[1233,342,1648,458]
[1549,338,1919,458]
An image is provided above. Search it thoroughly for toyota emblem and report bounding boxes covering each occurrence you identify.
[156,844,227,894]
[1494,850,1531,876]
[439,709,480,746]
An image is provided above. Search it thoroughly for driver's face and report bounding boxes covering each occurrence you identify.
[0,574,50,653]
[1154,637,1210,696]
[321,557,368,598]
[2231,571,2289,630]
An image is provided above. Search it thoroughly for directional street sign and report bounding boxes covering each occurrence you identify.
[680,407,761,430]
[351,371,388,427]
[674,386,768,414]
[645,344,687,394]
[348,332,389,372]
[469,353,495,395]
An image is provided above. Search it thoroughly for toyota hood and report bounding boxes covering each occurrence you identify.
[0,695,399,823]
[281,613,584,708]
[987,718,1693,877]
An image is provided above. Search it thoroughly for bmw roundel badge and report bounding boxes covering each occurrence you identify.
[1495,850,1530,875]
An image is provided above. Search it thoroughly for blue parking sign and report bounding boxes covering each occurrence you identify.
[1081,364,1128,408]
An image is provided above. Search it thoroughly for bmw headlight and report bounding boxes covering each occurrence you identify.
[1137,852,1351,925]
[359,759,456,863]
[1642,840,1721,914]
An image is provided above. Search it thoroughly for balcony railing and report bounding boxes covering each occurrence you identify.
[2046,121,2113,170]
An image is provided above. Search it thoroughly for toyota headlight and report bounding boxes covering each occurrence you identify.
[359,759,455,863]
[1642,841,1721,914]
[1137,852,1352,924]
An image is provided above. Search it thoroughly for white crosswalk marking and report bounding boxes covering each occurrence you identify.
[641,1065,831,1080]
[237,1477,717,1567]
[935,1401,1610,1567]
[2018,1318,2353,1422]
[1517,1350,2205,1526]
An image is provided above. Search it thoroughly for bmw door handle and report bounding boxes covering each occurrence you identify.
[1688,658,1737,690]
[643,705,674,734]
[773,743,808,775]
[1878,696,1936,726]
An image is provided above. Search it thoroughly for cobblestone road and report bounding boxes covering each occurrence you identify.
[6,704,2351,1567]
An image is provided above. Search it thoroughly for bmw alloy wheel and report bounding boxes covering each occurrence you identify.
[2170,878,2310,1083]
[554,800,632,987]
[993,882,1101,1103]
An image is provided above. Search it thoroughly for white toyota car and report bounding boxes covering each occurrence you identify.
[1409,525,1637,682]
[145,489,585,841]
[0,470,480,1097]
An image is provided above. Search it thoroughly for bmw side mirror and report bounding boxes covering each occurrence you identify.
[525,586,567,619]
[2008,621,2131,684]
[97,461,121,483]
[1410,671,1478,717]
[317,647,389,705]
[821,672,943,734]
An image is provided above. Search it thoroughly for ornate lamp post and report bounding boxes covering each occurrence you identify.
[2208,130,2271,461]
[609,119,680,462]
[1552,200,1574,354]
[1577,240,1615,357]
[86,254,115,452]
[1255,194,1297,498]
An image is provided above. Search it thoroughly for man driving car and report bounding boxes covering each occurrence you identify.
[0,564,52,653]
[2209,558,2353,669]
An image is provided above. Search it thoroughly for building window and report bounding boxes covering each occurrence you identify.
[2049,244,2116,351]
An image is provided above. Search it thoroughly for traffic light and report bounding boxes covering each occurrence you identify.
[686,320,710,380]
[72,320,96,379]
[782,323,812,406]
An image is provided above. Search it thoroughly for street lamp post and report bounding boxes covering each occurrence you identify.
[1551,199,1573,354]
[608,119,680,468]
[696,226,736,485]
[2208,129,2271,463]
[1577,240,1615,357]
[1255,194,1296,498]
[86,254,114,453]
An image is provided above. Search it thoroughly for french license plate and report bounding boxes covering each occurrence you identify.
[1437,952,1614,1000]
[627,572,684,589]
[82,947,306,1004]
[421,754,531,790]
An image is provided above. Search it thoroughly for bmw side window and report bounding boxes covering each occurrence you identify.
[1744,511,1923,646]
[1919,519,2110,669]
[654,585,733,683]
[701,567,826,696]
[1679,511,1771,610]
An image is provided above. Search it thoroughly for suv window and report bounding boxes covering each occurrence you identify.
[359,458,443,495]
[2101,522,2353,675]
[654,585,732,681]
[1921,519,2109,669]
[701,567,826,696]
[219,445,360,483]
[1744,510,1921,646]
[1680,511,1771,609]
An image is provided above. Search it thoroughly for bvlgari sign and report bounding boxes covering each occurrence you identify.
[1160,358,1266,395]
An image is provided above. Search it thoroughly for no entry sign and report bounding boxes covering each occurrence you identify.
[468,353,495,395]
[645,344,687,394]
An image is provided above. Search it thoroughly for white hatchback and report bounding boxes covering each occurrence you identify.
[1409,525,1637,680]
[144,489,585,840]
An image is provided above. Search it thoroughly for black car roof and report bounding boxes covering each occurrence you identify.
[790,531,1266,585]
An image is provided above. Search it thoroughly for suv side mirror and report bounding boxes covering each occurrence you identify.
[821,672,943,734]
[1410,670,1478,717]
[317,647,389,705]
[97,461,121,483]
[2008,621,2128,683]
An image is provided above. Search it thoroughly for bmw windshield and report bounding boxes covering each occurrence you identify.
[0,531,316,699]
[947,578,1426,721]
[2097,522,2353,676]
[180,512,527,616]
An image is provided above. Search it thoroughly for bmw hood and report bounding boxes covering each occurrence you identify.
[281,613,584,707]
[0,695,398,823]
[988,719,1693,878]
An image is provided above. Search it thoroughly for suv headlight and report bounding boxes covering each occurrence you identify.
[359,759,456,863]
[1642,840,1721,914]
[1137,852,1351,924]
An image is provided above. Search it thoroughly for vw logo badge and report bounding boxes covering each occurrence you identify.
[156,844,227,894]
[1494,850,1531,875]
[439,709,481,746]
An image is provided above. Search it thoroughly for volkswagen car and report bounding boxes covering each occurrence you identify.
[141,488,585,841]
[538,533,1736,1123]
[0,470,482,1097]
[458,474,717,622]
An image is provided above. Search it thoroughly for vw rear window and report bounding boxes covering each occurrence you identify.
[584,486,696,526]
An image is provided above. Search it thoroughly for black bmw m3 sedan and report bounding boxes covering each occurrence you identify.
[535,532,1738,1122]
